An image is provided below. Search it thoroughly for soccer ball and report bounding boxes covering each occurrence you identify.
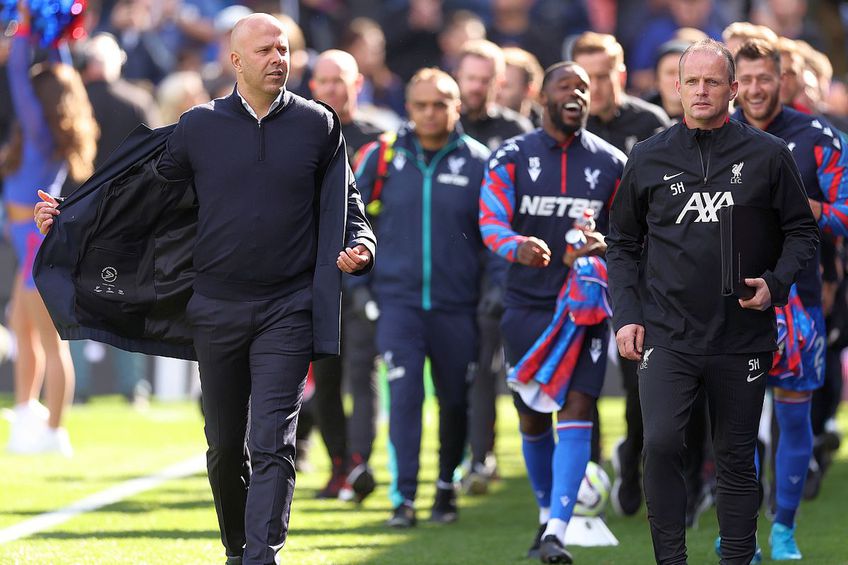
[574,461,611,517]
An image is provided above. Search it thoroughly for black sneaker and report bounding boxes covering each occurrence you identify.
[611,438,642,516]
[346,462,376,503]
[430,486,458,523]
[539,535,573,564]
[387,501,417,528]
[527,523,548,559]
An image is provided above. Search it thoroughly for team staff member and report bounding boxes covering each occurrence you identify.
[38,14,375,565]
[607,39,819,565]
[308,49,382,502]
[732,39,848,561]
[355,68,490,528]
[480,61,625,563]
[455,38,533,494]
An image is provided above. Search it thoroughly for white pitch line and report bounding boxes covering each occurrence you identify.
[0,453,207,544]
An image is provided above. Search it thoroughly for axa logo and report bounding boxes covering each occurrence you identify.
[584,167,600,190]
[675,192,734,224]
[731,161,744,184]
[519,195,604,219]
[528,156,542,182]
[447,156,465,175]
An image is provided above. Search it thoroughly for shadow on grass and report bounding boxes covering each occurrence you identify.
[32,529,219,540]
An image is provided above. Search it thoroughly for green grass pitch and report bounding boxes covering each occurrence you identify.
[0,394,845,564]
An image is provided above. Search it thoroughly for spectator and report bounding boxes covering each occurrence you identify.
[646,40,689,121]
[437,10,486,75]
[383,0,445,82]
[455,39,533,151]
[571,32,671,155]
[752,0,821,47]
[487,0,572,69]
[341,17,405,119]
[108,0,216,85]
[778,37,808,110]
[77,32,161,166]
[721,21,779,55]
[454,37,531,496]
[627,0,727,95]
[274,13,311,99]
[307,49,382,502]
[156,70,210,124]
[498,46,543,126]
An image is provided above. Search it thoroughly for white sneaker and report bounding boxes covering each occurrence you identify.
[6,401,50,454]
[33,427,74,458]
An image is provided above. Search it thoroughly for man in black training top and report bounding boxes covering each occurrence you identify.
[606,39,818,565]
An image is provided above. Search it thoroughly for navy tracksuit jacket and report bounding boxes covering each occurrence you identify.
[355,124,490,504]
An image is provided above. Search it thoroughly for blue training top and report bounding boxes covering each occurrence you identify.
[4,35,67,207]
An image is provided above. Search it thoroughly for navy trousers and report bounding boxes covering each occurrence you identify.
[188,288,312,565]
[377,305,478,504]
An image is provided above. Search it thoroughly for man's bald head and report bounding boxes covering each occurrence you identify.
[314,50,359,82]
[229,12,290,113]
[230,13,287,56]
[310,49,363,122]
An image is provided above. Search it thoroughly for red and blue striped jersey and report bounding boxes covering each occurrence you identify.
[479,128,625,309]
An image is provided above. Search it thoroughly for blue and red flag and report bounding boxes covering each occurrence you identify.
[508,256,611,412]
[770,285,817,384]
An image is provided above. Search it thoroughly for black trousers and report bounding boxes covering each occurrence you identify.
[639,346,770,565]
[468,310,504,466]
[311,295,379,464]
[188,290,312,565]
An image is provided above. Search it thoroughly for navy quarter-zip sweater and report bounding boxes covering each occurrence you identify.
[158,87,337,300]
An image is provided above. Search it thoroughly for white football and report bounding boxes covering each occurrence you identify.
[574,461,611,517]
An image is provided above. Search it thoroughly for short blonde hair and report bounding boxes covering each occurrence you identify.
[571,32,625,70]
[503,47,543,92]
[457,39,506,77]
[722,22,779,46]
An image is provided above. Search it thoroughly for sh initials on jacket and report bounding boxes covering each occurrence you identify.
[664,171,686,196]
[747,357,763,382]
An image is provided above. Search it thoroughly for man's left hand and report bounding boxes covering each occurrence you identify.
[337,244,372,273]
[563,231,606,267]
[739,278,772,311]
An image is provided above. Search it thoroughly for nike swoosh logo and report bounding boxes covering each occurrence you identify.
[663,172,684,181]
[747,372,764,382]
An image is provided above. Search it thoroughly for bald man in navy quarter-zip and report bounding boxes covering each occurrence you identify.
[154,15,375,565]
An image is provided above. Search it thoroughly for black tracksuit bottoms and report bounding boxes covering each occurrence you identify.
[188,288,313,565]
[639,345,770,565]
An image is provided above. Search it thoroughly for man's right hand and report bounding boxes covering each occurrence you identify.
[34,190,59,235]
[616,324,645,361]
[517,236,551,267]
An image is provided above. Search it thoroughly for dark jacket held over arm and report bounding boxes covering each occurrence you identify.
[33,89,375,360]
